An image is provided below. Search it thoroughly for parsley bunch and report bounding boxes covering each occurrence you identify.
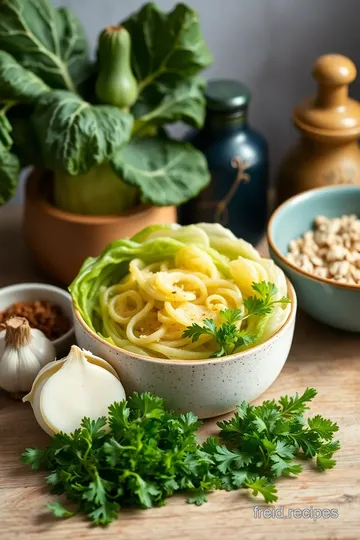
[21,389,340,526]
[183,281,290,357]
[21,393,219,525]
[202,388,340,502]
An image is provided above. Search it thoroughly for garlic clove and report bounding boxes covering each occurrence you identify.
[0,346,17,393]
[0,317,56,394]
[24,345,126,436]
[17,344,50,391]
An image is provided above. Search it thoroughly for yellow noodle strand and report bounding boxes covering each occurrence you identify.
[108,290,144,324]
[99,242,288,360]
[126,301,166,345]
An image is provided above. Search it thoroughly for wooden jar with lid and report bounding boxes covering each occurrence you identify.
[276,54,360,204]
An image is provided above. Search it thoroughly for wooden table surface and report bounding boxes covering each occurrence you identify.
[0,206,359,540]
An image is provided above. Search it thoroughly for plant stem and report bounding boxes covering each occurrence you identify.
[59,65,77,94]
[0,101,16,115]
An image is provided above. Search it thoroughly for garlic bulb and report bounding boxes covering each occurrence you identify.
[23,345,126,436]
[0,317,56,394]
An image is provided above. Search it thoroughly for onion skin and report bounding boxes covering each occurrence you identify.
[23,346,125,436]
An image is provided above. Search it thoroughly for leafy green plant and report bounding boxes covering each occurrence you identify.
[0,0,212,212]
[22,389,340,526]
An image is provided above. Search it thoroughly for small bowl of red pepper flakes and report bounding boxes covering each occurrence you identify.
[0,283,75,356]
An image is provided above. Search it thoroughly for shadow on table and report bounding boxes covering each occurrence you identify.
[290,309,360,361]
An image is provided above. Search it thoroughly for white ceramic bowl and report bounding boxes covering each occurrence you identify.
[73,280,297,419]
[0,283,75,357]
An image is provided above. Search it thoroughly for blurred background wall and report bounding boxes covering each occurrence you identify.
[12,0,360,203]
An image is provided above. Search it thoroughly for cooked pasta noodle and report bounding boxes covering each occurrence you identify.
[98,244,290,360]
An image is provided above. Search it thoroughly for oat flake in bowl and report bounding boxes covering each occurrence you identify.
[287,214,360,285]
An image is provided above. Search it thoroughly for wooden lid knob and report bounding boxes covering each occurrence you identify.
[313,54,356,87]
[312,55,356,108]
[293,54,360,138]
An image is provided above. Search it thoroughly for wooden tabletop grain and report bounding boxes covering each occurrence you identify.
[0,206,359,540]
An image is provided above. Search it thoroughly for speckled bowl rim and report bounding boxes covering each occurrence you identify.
[267,185,360,291]
[73,278,297,366]
[0,282,75,347]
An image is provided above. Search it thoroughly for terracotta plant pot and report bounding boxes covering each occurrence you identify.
[23,169,177,285]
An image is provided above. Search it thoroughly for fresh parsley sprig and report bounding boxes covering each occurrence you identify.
[183,281,290,357]
[21,393,219,526]
[21,389,340,525]
[203,387,340,501]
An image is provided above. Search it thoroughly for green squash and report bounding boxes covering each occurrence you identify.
[95,26,138,110]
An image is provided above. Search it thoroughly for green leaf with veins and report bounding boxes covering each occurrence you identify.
[80,417,107,438]
[0,111,12,149]
[0,0,90,92]
[214,445,252,473]
[274,440,296,458]
[21,447,48,471]
[121,3,212,93]
[252,416,268,433]
[0,139,20,204]
[243,296,273,317]
[219,308,243,324]
[183,319,217,343]
[83,475,110,505]
[316,455,337,471]
[108,401,131,432]
[132,477,161,508]
[0,51,49,104]
[87,501,120,526]
[231,469,249,488]
[252,281,278,299]
[127,391,165,419]
[270,454,299,477]
[307,415,339,440]
[318,440,341,455]
[188,489,208,505]
[132,78,207,134]
[8,106,42,167]
[279,387,317,416]
[32,90,133,175]
[111,137,210,206]
[245,477,278,503]
[46,501,74,519]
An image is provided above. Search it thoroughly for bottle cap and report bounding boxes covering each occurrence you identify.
[205,79,251,113]
[293,54,360,138]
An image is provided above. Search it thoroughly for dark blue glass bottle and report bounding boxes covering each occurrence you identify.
[180,79,269,245]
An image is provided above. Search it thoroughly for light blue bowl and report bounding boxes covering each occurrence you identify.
[267,185,360,332]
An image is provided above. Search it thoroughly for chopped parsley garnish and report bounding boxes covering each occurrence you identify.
[183,281,291,357]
